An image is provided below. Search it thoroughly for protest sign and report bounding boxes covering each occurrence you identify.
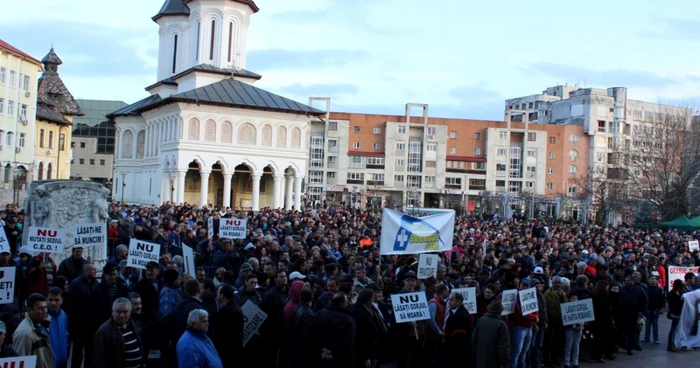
[219,218,247,239]
[380,208,455,255]
[417,254,438,279]
[242,300,267,346]
[501,289,517,315]
[26,227,64,254]
[0,356,37,368]
[73,222,106,248]
[127,239,161,270]
[453,287,477,314]
[668,266,700,289]
[0,267,16,304]
[207,217,214,238]
[391,291,431,323]
[561,299,595,326]
[519,288,539,315]
[0,228,10,253]
[689,240,699,252]
[183,245,195,275]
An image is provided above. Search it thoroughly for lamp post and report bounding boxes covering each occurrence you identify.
[170,183,175,203]
[121,182,126,204]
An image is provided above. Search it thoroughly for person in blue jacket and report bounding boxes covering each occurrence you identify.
[48,287,69,368]
[176,309,223,368]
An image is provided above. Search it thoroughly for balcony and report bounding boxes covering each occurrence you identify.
[446,167,486,175]
[445,183,461,190]
[367,180,384,186]
[347,179,364,185]
[367,164,385,170]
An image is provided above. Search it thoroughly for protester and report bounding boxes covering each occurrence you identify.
[444,291,472,368]
[93,298,144,368]
[48,287,69,368]
[473,300,510,368]
[0,321,17,358]
[667,279,684,352]
[176,309,223,368]
[12,293,54,368]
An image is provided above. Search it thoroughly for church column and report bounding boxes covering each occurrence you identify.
[251,173,261,211]
[200,170,211,207]
[176,170,186,204]
[161,172,169,204]
[222,172,232,209]
[284,175,293,210]
[273,174,283,209]
[294,176,303,211]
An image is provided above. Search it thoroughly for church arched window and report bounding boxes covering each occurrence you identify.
[195,21,201,61]
[172,34,178,74]
[228,22,234,63]
[210,20,216,60]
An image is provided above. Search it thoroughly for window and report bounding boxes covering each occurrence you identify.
[71,142,75,148]
[5,132,12,146]
[527,149,537,157]
[209,20,216,60]
[58,133,65,150]
[328,139,338,148]
[354,126,361,133]
[80,142,86,148]
[367,157,384,166]
[526,181,534,188]
[526,166,536,173]
[445,177,461,186]
[395,142,406,150]
[100,159,106,166]
[475,162,486,170]
[89,159,95,165]
[396,159,405,166]
[48,131,54,149]
[373,127,381,134]
[568,186,577,194]
[499,131,507,140]
[309,171,323,184]
[22,75,29,91]
[425,176,435,183]
[7,100,14,116]
[569,150,579,160]
[394,175,404,182]
[569,165,578,174]
[450,147,456,154]
[347,172,364,181]
[548,152,555,159]
[549,137,555,144]
[497,148,507,156]
[39,129,45,148]
[496,180,506,187]
[449,131,457,139]
[0,98,3,113]
[426,161,436,168]
[427,127,436,136]
[352,142,360,149]
[527,132,536,141]
[496,164,506,171]
[327,156,336,164]
[349,156,365,169]
[407,175,422,188]
[474,132,481,140]
[547,167,554,174]
[569,134,579,143]
[172,34,178,73]
[327,172,336,179]
[469,179,486,190]
[227,22,233,62]
[546,183,554,190]
[195,21,201,61]
[0,68,5,83]
[328,121,338,131]
[398,125,407,134]
[370,173,385,182]
[79,159,84,165]
[18,133,25,147]
[19,104,27,120]
[373,142,381,150]
[9,71,16,87]
[474,148,481,155]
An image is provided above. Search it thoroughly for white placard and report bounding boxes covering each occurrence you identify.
[689,240,699,252]
[0,266,16,304]
[417,254,438,279]
[501,289,518,315]
[242,300,268,346]
[207,217,214,238]
[0,228,10,253]
[26,226,65,254]
[519,288,539,316]
[561,299,595,326]
[219,218,247,239]
[391,291,431,323]
[380,208,455,255]
[183,245,195,275]
[127,239,161,270]
[0,356,37,368]
[667,266,700,289]
[73,222,106,248]
[453,287,477,314]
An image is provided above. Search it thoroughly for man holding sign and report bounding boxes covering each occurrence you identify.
[510,279,539,368]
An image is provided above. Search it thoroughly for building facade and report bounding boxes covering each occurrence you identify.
[110,0,322,208]
[0,40,43,204]
[71,99,126,185]
[34,48,84,182]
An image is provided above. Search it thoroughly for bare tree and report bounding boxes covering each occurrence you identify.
[569,171,629,225]
[621,108,700,220]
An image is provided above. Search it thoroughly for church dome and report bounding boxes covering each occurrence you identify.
[152,0,191,22]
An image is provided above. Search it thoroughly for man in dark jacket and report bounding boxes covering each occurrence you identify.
[66,263,97,368]
[444,291,472,368]
[93,297,144,368]
[57,247,87,283]
[212,283,243,367]
[473,300,510,368]
[352,289,380,368]
[165,279,203,368]
[619,274,648,355]
[259,270,289,367]
[93,264,129,327]
[289,287,317,367]
[134,262,163,324]
[315,292,356,368]
[643,275,664,344]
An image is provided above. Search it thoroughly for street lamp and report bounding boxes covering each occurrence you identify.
[121,182,126,204]
[170,183,175,203]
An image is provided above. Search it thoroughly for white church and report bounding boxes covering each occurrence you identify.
[109,0,323,210]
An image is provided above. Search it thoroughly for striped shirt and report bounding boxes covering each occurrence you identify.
[120,324,142,368]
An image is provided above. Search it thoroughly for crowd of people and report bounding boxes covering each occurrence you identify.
[0,201,697,368]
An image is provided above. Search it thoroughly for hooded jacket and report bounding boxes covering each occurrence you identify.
[283,280,305,328]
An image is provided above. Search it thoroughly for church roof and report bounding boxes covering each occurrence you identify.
[109,78,322,118]
[152,0,191,22]
[36,48,84,124]
[144,64,262,91]
[184,0,259,13]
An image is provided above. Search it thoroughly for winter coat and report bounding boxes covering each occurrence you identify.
[315,305,356,368]
[282,280,304,328]
[93,278,130,327]
[169,297,205,346]
[134,277,163,323]
[27,255,56,296]
[176,328,223,368]
[289,303,317,367]
[444,305,472,366]
[11,314,54,368]
[49,309,69,368]
[619,284,648,317]
[352,303,380,363]
[93,317,144,368]
[472,313,510,368]
[57,256,87,283]
[211,301,244,367]
[544,288,567,325]
[66,275,98,336]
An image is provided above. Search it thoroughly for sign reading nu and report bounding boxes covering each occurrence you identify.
[391,291,431,323]
[220,218,247,239]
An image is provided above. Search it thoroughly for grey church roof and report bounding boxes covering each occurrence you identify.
[152,0,190,21]
[108,78,322,118]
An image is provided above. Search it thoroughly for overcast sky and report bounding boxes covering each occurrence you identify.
[2,0,700,119]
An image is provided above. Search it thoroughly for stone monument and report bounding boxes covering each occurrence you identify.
[23,180,111,265]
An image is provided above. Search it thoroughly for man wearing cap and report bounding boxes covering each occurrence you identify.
[473,300,510,368]
[233,263,253,289]
[94,263,130,326]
